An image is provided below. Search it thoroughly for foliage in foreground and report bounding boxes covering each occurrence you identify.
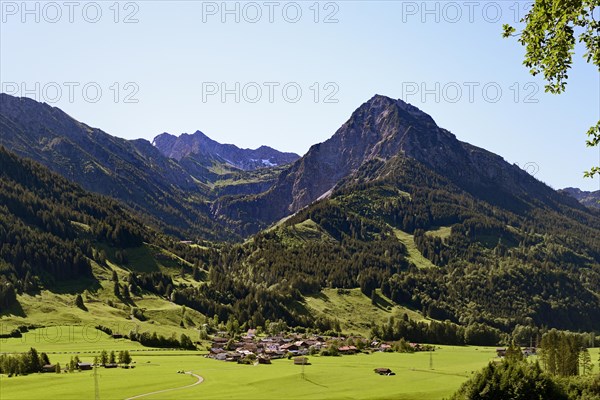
[502,0,600,177]
[450,358,600,400]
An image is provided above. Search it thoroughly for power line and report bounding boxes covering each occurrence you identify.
[92,364,101,400]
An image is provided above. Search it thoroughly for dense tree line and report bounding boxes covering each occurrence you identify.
[128,331,195,350]
[0,347,50,376]
[370,314,504,346]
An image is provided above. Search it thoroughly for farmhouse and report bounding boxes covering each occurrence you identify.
[257,356,271,364]
[374,368,394,375]
[41,364,56,373]
[212,337,229,348]
[77,362,93,370]
[380,343,392,352]
[225,353,242,362]
[280,343,299,352]
[294,356,309,365]
[338,345,357,354]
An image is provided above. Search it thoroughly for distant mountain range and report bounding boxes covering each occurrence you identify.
[0,93,298,239]
[153,131,299,171]
[561,187,600,208]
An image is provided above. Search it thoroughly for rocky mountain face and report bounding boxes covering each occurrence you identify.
[153,131,299,171]
[560,187,600,208]
[213,95,583,233]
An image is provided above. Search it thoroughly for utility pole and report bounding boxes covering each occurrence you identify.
[93,364,100,400]
[429,350,433,370]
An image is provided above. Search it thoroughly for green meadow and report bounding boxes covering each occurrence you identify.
[0,327,499,400]
[3,326,598,399]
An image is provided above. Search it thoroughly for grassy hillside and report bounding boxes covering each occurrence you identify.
[1,259,207,341]
[305,288,429,336]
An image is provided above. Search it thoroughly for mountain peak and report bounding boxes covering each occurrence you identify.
[215,93,573,229]
[363,94,436,124]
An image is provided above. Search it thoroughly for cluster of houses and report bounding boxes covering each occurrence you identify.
[206,329,426,363]
[207,331,323,363]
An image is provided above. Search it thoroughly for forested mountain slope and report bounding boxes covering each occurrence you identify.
[0,147,208,309]
[214,154,600,332]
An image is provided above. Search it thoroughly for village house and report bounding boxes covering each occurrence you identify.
[280,343,299,353]
[294,356,309,365]
[77,362,93,370]
[338,345,357,355]
[211,337,229,348]
[379,343,392,352]
[374,367,394,375]
[41,364,56,373]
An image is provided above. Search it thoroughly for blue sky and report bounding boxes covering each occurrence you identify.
[1,1,598,190]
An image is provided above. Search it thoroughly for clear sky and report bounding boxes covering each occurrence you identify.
[1,1,598,191]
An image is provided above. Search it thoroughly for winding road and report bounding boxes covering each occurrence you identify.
[125,371,204,400]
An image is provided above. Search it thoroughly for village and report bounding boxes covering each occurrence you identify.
[206,328,435,365]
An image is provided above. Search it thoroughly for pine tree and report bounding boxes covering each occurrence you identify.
[193,266,202,281]
[505,341,524,363]
[580,347,593,375]
[100,350,108,365]
[74,294,86,310]
[122,351,132,365]
[40,352,50,367]
[122,284,130,300]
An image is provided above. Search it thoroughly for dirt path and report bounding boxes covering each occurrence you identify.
[125,371,204,400]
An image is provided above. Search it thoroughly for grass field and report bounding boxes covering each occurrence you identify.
[3,327,599,400]
[0,329,497,400]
